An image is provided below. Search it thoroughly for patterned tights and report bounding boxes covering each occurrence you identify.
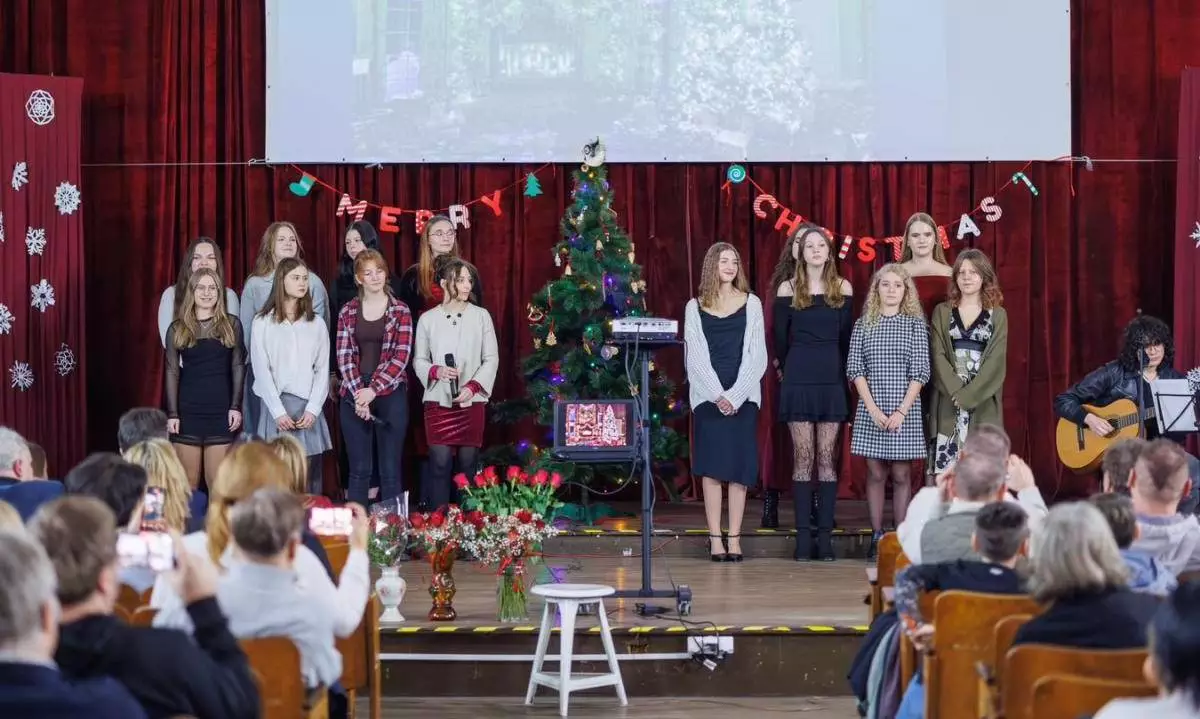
[788,422,840,483]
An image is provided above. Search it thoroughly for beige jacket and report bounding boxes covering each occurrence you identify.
[413,303,499,407]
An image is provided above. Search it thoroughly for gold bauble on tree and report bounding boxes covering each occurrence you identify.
[564,264,573,276]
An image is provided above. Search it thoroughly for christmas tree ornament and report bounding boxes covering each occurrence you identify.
[526,303,545,324]
[554,250,562,267]
[564,263,572,276]
[600,344,619,360]
[533,338,542,349]
[524,173,543,197]
[595,238,603,250]
[545,330,557,346]
[581,138,606,168]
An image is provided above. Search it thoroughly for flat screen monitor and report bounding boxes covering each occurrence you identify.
[552,399,637,463]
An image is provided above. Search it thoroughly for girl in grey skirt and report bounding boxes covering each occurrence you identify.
[250,257,333,494]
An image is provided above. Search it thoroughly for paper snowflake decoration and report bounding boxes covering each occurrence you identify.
[0,304,12,335]
[54,182,81,215]
[30,279,55,313]
[1188,367,1200,393]
[25,89,55,126]
[25,227,46,256]
[11,162,28,191]
[9,361,33,392]
[0,211,4,243]
[1191,222,1200,249]
[54,343,77,377]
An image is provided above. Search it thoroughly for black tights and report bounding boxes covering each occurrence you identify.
[427,445,480,510]
[788,422,841,483]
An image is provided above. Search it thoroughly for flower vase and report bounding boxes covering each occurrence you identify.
[496,558,529,623]
[375,567,406,623]
[427,546,457,621]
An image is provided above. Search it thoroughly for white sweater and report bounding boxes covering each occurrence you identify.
[683,294,768,411]
[250,314,331,420]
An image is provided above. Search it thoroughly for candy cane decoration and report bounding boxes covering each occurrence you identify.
[1012,172,1038,196]
[838,235,854,260]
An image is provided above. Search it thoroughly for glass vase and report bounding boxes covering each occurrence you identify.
[427,544,457,621]
[496,558,529,623]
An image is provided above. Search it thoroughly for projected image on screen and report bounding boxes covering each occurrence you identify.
[266,0,1070,162]
[562,402,629,448]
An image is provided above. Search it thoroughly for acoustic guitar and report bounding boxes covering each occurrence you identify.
[1055,398,1155,472]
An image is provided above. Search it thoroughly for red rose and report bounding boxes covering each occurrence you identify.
[516,509,533,523]
[386,514,404,527]
[409,514,425,529]
[536,519,546,530]
[550,472,563,489]
[532,469,548,486]
[483,466,498,480]
[520,471,530,484]
[453,473,469,489]
[506,466,521,481]
[474,474,487,488]
[430,512,445,528]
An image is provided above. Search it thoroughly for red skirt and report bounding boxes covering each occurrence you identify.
[424,402,485,447]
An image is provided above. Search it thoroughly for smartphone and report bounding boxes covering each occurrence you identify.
[140,487,167,532]
[309,507,353,536]
[117,532,176,573]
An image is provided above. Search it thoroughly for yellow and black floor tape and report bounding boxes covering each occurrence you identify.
[560,527,874,537]
[386,624,869,636]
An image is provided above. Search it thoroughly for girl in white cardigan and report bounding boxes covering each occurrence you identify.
[683,243,768,562]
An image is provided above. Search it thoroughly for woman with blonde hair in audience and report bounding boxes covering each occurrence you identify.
[123,438,205,534]
[150,441,369,638]
[1013,501,1162,649]
[0,499,20,530]
[266,435,333,509]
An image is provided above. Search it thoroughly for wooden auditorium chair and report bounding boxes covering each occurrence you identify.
[117,584,151,620]
[319,537,351,577]
[337,594,383,719]
[977,613,1033,718]
[999,645,1149,719]
[921,590,1039,719]
[240,637,328,719]
[130,606,157,627]
[898,590,939,692]
[1030,674,1157,719]
[866,532,902,621]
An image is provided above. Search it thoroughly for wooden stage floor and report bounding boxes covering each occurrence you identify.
[388,554,871,631]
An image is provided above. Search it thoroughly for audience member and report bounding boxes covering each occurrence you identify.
[898,426,1046,563]
[116,408,169,455]
[28,497,259,719]
[160,488,342,691]
[893,502,1030,719]
[1090,492,1176,596]
[64,454,152,591]
[1102,438,1146,496]
[151,441,369,638]
[1129,439,1200,575]
[267,434,333,509]
[27,441,48,479]
[1014,501,1160,648]
[0,529,147,718]
[0,427,63,520]
[0,500,21,530]
[1095,582,1200,718]
[124,439,206,533]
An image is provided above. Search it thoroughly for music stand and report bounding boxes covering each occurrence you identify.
[1150,379,1199,434]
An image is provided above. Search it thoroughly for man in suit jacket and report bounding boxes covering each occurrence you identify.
[0,426,63,521]
[0,528,146,718]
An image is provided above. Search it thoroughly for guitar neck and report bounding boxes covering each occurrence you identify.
[1109,407,1156,430]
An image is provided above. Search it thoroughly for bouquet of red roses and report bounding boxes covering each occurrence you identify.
[454,465,564,519]
[367,509,409,567]
[408,504,482,554]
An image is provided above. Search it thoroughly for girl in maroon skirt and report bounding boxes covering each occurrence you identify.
[412,258,498,510]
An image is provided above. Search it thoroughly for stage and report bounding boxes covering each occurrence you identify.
[377,500,876,698]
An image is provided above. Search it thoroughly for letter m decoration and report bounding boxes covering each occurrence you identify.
[336,194,368,222]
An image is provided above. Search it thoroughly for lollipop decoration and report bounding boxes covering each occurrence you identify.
[726,164,747,184]
[1012,172,1038,196]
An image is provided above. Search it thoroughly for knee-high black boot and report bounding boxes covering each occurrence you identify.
[761,489,780,529]
[792,482,814,561]
[816,481,838,561]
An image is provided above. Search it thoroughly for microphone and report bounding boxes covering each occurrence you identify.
[444,354,459,400]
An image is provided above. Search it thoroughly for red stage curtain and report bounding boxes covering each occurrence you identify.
[1174,68,1200,458]
[0,72,86,477]
[3,1,1200,500]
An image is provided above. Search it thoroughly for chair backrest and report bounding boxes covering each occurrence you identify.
[117,584,151,617]
[130,606,158,627]
[240,637,307,719]
[992,614,1032,686]
[320,539,350,577]
[876,533,902,586]
[1030,674,1156,719]
[894,551,912,575]
[899,591,941,691]
[1002,645,1149,719]
[925,591,1040,719]
[337,593,379,694]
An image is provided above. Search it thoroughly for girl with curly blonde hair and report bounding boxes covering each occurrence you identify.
[846,264,931,557]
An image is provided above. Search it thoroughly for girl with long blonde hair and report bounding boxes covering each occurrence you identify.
[149,441,371,640]
[846,263,930,557]
[683,242,768,561]
[239,221,330,435]
[772,224,853,560]
[124,438,198,534]
[164,268,245,489]
[266,434,333,509]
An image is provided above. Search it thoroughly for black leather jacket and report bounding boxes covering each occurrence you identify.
[1053,360,1185,425]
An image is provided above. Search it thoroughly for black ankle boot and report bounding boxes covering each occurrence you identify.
[816,481,838,561]
[761,489,780,529]
[792,482,815,561]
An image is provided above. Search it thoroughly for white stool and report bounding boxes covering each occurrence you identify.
[525,583,628,717]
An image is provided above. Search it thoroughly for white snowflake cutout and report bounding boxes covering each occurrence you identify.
[54,182,81,215]
[11,162,28,191]
[0,211,4,243]
[0,304,12,335]
[54,343,77,377]
[1191,221,1200,249]
[25,90,55,126]
[25,227,46,256]
[30,279,55,313]
[9,361,33,392]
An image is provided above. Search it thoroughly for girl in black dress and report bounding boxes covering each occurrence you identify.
[684,243,768,561]
[164,268,246,489]
[770,224,853,561]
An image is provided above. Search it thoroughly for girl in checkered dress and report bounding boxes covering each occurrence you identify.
[847,264,931,553]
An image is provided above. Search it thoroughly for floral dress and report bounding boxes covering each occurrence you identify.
[933,309,994,473]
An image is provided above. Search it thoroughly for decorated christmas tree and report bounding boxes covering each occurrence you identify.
[488,140,687,489]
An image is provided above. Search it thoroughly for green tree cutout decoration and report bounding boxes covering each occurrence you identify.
[487,140,687,496]
[524,173,543,197]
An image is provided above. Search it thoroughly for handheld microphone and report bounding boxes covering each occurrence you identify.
[444,354,459,399]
